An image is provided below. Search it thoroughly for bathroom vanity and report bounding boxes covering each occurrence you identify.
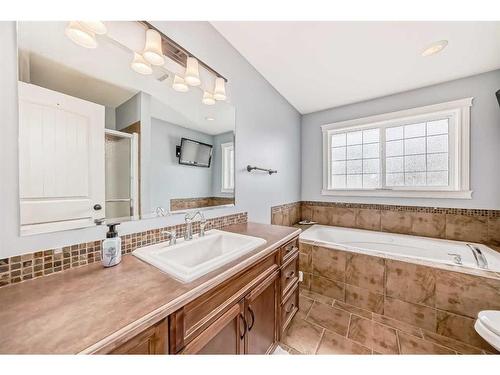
[111,228,299,355]
[0,223,300,354]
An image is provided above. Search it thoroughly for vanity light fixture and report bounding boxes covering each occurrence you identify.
[421,40,448,57]
[79,21,107,35]
[213,77,226,101]
[143,29,165,66]
[65,21,98,49]
[172,75,189,92]
[202,91,216,105]
[130,52,153,75]
[205,116,215,121]
[184,57,201,86]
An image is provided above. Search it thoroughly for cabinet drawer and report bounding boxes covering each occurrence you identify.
[281,284,299,333]
[280,237,299,264]
[280,252,298,298]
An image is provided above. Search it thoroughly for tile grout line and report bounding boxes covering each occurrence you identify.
[314,328,326,354]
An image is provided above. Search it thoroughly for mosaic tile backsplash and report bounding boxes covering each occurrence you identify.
[0,212,247,288]
[271,201,500,251]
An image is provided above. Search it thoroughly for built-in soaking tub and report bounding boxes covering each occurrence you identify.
[300,224,500,273]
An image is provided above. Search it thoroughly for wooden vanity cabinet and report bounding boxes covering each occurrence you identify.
[244,271,280,354]
[181,301,245,354]
[110,235,299,355]
[110,319,168,354]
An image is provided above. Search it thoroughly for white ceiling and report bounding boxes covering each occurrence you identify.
[211,21,500,114]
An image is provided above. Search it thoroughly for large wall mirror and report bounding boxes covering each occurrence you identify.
[17,21,235,235]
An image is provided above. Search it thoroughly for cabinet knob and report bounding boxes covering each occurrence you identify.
[93,204,102,211]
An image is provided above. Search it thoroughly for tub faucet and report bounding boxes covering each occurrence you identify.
[184,211,206,240]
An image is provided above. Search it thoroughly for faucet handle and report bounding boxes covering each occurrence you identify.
[162,230,177,245]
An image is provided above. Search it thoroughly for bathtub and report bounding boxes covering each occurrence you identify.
[299,225,500,273]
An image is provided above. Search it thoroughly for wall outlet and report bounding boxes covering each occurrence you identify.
[298,271,303,282]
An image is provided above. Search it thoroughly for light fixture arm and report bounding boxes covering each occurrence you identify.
[138,21,228,82]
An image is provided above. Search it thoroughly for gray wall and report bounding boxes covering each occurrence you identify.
[152,21,302,222]
[301,69,500,209]
[150,118,214,210]
[211,131,235,198]
[115,93,141,130]
[0,21,301,258]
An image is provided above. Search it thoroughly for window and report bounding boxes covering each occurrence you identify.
[221,142,234,193]
[322,98,472,199]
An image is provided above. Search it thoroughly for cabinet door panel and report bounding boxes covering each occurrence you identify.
[245,271,279,354]
[181,302,244,355]
[110,319,167,354]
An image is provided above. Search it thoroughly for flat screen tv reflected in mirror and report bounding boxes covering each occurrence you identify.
[178,138,213,168]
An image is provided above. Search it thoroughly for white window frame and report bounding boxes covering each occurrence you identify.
[221,142,234,194]
[321,98,473,199]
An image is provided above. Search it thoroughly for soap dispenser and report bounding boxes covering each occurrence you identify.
[102,223,122,267]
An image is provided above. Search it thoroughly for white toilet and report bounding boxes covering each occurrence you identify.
[474,310,500,351]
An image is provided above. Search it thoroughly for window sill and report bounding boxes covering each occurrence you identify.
[321,189,473,199]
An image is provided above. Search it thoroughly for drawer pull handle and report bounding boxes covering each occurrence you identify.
[247,306,255,331]
[286,303,295,313]
[285,245,298,254]
[286,271,295,279]
[239,313,248,339]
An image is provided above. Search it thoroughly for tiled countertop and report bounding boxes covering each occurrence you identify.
[0,223,300,354]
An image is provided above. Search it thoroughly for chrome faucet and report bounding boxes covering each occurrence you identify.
[184,211,206,240]
[161,230,177,245]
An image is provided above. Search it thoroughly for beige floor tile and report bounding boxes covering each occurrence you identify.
[372,313,423,338]
[421,330,484,354]
[316,330,371,354]
[398,332,455,354]
[299,288,334,305]
[297,295,314,319]
[282,318,324,354]
[306,301,350,336]
[347,315,399,354]
[333,299,372,319]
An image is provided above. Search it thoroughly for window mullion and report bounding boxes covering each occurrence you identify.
[380,125,387,189]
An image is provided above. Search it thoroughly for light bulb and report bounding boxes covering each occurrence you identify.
[202,91,216,105]
[80,21,107,35]
[184,57,201,86]
[65,21,97,49]
[172,75,189,92]
[130,52,152,75]
[143,29,165,66]
[213,77,226,101]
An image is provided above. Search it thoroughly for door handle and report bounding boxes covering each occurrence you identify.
[93,204,102,211]
[247,306,255,331]
[239,313,247,339]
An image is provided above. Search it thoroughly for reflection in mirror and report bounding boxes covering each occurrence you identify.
[17,21,235,235]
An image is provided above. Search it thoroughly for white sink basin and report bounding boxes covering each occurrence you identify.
[132,230,267,283]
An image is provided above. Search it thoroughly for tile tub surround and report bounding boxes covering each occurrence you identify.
[291,241,500,354]
[0,212,247,288]
[271,201,500,251]
[271,202,301,227]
